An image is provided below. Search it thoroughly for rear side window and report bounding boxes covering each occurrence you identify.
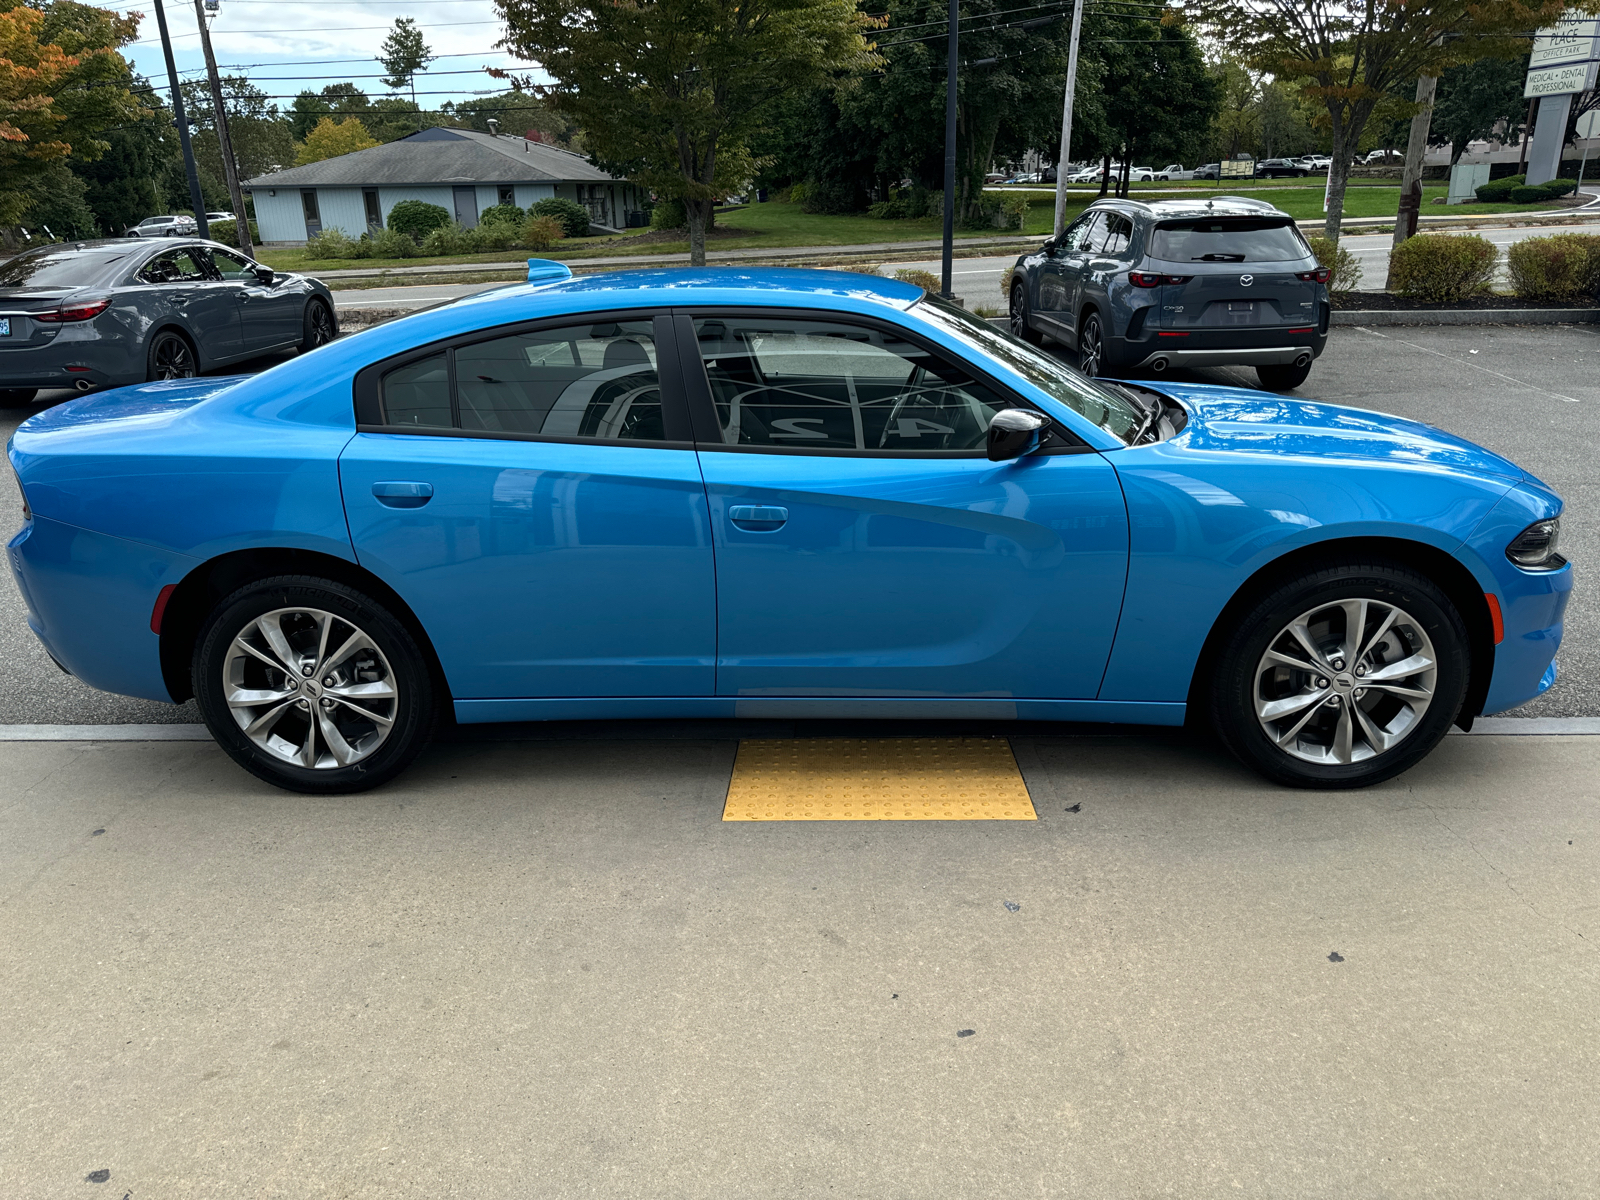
[1098,213,1134,255]
[1149,219,1309,263]
[377,320,666,442]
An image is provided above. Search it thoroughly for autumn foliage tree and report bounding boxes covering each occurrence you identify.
[0,0,142,228]
[294,115,380,165]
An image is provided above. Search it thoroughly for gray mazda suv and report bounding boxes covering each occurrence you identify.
[1008,197,1331,391]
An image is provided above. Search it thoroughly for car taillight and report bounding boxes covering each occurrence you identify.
[1296,267,1332,284]
[35,298,112,323]
[1506,517,1565,570]
[1128,271,1193,288]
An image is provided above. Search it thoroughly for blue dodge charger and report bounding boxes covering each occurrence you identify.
[5,266,1572,793]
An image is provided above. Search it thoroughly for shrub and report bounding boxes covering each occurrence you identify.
[418,223,480,257]
[1475,174,1524,203]
[531,196,591,238]
[1509,184,1557,204]
[1387,233,1497,302]
[207,218,260,248]
[520,214,566,251]
[649,197,686,230]
[1507,233,1600,301]
[478,203,525,227]
[1307,235,1362,293]
[386,199,452,242]
[473,221,522,251]
[868,190,919,220]
[302,228,359,259]
[893,267,942,293]
[1546,178,1579,198]
[1000,192,1030,230]
[786,181,810,207]
[368,226,417,259]
[923,190,943,219]
[1000,265,1015,297]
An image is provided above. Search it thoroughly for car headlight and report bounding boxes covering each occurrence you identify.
[1506,517,1564,570]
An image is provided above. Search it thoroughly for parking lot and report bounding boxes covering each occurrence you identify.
[3,315,1596,1197]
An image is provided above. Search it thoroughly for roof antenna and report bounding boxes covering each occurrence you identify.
[486,118,499,136]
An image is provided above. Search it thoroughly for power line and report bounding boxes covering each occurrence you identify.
[129,18,501,45]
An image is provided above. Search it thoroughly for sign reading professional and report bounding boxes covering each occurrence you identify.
[1527,60,1600,98]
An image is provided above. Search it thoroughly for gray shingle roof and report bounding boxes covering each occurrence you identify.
[243,127,618,189]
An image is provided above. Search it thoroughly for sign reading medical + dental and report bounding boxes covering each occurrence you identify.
[1531,17,1600,69]
[1526,59,1600,99]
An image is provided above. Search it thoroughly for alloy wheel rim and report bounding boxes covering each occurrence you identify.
[1253,598,1436,765]
[1080,319,1100,375]
[224,606,398,769]
[310,304,333,345]
[1010,287,1027,338]
[155,337,194,379]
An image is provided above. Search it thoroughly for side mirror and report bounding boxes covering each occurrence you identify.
[252,265,276,284]
[987,408,1049,462]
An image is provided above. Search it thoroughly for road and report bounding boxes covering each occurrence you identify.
[2,728,1597,1197]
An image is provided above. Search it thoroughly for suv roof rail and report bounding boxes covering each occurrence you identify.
[1210,195,1286,213]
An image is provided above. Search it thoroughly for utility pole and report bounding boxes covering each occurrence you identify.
[152,0,207,232]
[940,0,957,299]
[1385,72,1438,288]
[1052,0,1087,237]
[192,0,255,256]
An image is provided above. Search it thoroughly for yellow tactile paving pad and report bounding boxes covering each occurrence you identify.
[722,738,1036,821]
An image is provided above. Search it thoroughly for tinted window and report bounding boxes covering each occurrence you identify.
[140,249,209,283]
[1099,213,1134,255]
[377,321,665,442]
[0,248,133,287]
[1065,212,1104,252]
[1149,219,1309,262]
[693,316,1012,452]
[382,353,451,427]
[210,248,256,281]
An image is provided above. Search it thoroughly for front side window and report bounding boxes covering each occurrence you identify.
[140,249,209,283]
[1065,212,1104,252]
[377,320,664,442]
[210,248,256,281]
[692,316,1012,453]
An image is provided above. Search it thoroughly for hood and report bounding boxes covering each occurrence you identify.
[1141,380,1525,483]
[18,377,249,435]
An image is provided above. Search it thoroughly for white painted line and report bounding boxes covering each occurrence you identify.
[1452,717,1600,736]
[0,724,213,741]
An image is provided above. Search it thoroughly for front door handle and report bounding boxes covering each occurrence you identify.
[728,504,788,531]
[371,480,433,509]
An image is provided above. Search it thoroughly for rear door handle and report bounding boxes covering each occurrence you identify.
[728,504,788,531]
[371,480,433,508]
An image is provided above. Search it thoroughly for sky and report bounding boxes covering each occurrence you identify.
[109,0,538,114]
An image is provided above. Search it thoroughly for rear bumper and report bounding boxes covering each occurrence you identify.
[1132,344,1314,369]
[0,321,144,390]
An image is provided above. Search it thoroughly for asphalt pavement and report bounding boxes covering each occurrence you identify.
[1,322,1593,724]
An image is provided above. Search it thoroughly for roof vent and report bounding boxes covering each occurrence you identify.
[527,258,573,284]
[486,118,499,135]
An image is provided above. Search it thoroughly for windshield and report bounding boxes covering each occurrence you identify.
[0,247,133,288]
[1150,219,1309,262]
[912,295,1145,443]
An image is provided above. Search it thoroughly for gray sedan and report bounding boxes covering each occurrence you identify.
[0,239,336,404]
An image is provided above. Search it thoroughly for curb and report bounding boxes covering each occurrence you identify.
[1333,307,1600,327]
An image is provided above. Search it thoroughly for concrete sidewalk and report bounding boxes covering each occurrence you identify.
[3,731,1596,1198]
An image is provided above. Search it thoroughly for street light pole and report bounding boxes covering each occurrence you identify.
[1052,0,1086,237]
[151,0,208,232]
[940,0,958,299]
[192,0,255,257]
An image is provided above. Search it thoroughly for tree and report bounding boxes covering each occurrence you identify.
[295,116,379,165]
[378,17,433,115]
[0,0,143,228]
[1097,19,1220,195]
[183,75,294,189]
[495,0,881,264]
[1191,0,1594,240]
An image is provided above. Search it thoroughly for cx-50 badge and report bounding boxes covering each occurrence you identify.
[1239,274,1254,287]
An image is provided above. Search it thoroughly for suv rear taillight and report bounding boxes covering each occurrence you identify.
[35,298,112,323]
[1128,271,1194,288]
[1296,267,1332,284]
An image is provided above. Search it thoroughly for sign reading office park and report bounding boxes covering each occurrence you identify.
[1531,18,1600,69]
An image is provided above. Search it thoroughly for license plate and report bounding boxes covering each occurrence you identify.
[1228,301,1254,312]
[0,318,9,337]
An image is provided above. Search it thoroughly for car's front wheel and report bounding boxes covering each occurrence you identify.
[193,577,436,793]
[1209,562,1469,788]
[1257,360,1313,391]
[147,329,197,381]
[1010,282,1043,344]
[300,298,336,352]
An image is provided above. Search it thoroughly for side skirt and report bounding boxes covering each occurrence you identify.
[454,697,1187,726]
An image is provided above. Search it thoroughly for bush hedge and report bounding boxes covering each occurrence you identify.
[649,197,686,230]
[478,203,525,228]
[207,218,261,248]
[893,267,941,293]
[531,196,591,238]
[368,227,417,259]
[1387,233,1497,302]
[418,223,480,257]
[1507,232,1600,301]
[521,214,566,251]
[386,199,452,242]
[1476,174,1578,205]
[1307,235,1362,293]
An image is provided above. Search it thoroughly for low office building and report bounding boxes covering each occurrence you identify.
[244,126,642,244]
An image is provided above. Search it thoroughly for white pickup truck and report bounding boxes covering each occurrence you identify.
[1155,164,1194,181]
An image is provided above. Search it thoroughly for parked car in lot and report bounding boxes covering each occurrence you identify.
[1067,165,1103,183]
[0,238,337,403]
[123,215,199,238]
[6,265,1569,795]
[1008,196,1331,390]
[1155,164,1193,181]
[1255,158,1310,178]
[1193,162,1221,180]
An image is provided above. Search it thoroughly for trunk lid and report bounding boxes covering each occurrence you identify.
[0,287,84,349]
[1158,267,1318,331]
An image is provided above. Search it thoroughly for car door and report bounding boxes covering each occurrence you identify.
[339,313,717,706]
[137,247,243,363]
[678,311,1128,701]
[209,247,301,354]
[1036,211,1103,340]
[1078,211,1136,328]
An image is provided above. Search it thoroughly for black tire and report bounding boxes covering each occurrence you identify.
[193,576,435,794]
[300,298,337,352]
[1076,310,1105,377]
[1209,562,1469,789]
[1009,281,1043,344]
[146,329,197,381]
[1257,360,1313,391]
[0,388,38,406]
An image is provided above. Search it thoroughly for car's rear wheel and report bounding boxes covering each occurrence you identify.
[1076,310,1105,377]
[300,298,336,352]
[1010,282,1043,344]
[1257,360,1313,391]
[1209,562,1468,789]
[147,329,197,381]
[0,388,38,406]
[193,577,435,794]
